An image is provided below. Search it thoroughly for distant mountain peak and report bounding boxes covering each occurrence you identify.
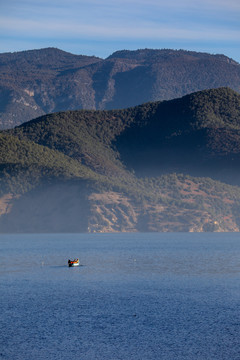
[0,47,102,61]
[107,48,239,65]
[0,47,239,130]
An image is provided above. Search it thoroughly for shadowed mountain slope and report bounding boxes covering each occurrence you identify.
[0,48,240,129]
[115,87,240,183]
[1,87,240,232]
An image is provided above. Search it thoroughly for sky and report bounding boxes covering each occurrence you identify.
[0,0,240,62]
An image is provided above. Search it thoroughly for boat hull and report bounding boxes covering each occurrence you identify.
[68,262,80,267]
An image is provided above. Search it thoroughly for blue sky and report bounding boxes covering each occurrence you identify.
[0,0,240,62]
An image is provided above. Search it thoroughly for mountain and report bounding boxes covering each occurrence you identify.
[116,87,240,184]
[1,87,240,233]
[0,48,102,129]
[0,48,240,129]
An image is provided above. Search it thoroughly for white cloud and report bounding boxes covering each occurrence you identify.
[2,0,240,33]
[1,16,239,42]
[30,0,240,11]
[0,0,239,60]
[2,0,240,18]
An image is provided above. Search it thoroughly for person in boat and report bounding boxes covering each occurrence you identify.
[68,258,79,263]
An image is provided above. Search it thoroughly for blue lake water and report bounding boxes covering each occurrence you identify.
[0,232,240,360]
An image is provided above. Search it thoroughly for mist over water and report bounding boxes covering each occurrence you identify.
[1,233,240,360]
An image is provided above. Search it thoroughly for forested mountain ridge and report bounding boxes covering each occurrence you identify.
[1,88,240,232]
[0,47,240,129]
[115,87,240,182]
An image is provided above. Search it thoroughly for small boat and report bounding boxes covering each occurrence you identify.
[68,258,80,267]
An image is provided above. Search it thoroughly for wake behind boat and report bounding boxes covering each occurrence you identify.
[68,258,80,267]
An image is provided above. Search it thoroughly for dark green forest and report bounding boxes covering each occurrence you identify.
[1,87,240,232]
[1,47,240,129]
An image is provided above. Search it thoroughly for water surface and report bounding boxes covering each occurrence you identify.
[0,233,240,359]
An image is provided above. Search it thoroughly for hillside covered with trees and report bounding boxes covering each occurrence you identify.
[0,48,240,129]
[1,88,240,232]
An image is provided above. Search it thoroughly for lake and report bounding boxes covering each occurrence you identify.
[0,233,240,360]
